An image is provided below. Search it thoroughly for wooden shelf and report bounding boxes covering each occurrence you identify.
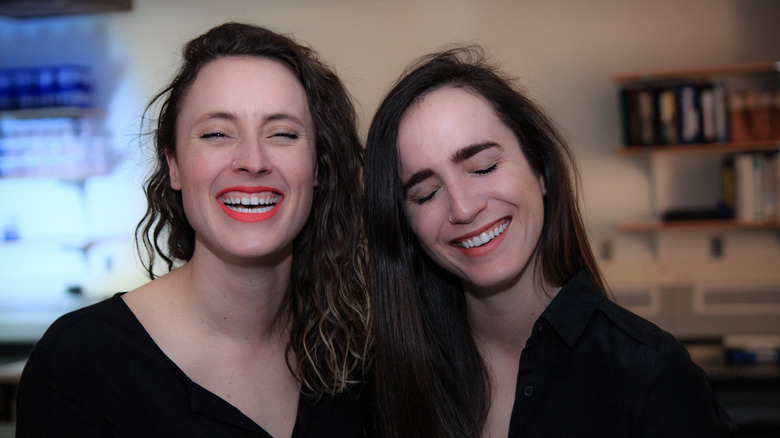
[616,140,780,157]
[617,219,780,232]
[611,61,780,259]
[612,61,780,83]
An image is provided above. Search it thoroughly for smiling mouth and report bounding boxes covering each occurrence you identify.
[455,220,509,249]
[218,191,282,214]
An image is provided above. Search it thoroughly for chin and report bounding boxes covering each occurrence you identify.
[462,265,527,294]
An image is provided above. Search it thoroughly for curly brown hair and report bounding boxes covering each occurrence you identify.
[135,22,370,395]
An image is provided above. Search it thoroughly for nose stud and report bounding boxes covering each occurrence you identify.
[448,215,455,224]
[231,160,240,172]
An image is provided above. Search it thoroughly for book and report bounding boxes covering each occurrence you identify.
[700,82,729,143]
[772,89,780,141]
[752,154,766,220]
[734,153,780,221]
[734,153,757,221]
[721,156,735,218]
[728,91,751,142]
[750,90,773,141]
[656,87,678,144]
[713,83,729,143]
[675,83,702,144]
[619,85,662,146]
[700,84,716,142]
[764,153,779,219]
[619,87,641,146]
[637,88,657,145]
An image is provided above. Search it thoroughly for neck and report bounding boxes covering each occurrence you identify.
[465,267,557,354]
[173,245,294,345]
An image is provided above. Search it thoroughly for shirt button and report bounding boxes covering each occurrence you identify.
[523,385,534,397]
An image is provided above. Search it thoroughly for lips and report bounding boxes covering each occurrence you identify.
[454,219,509,249]
[217,187,283,222]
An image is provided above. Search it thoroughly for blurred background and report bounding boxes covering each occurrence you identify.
[0,0,779,435]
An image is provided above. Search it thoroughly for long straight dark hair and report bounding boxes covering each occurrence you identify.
[364,46,606,437]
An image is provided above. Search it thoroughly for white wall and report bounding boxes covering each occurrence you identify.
[1,0,779,302]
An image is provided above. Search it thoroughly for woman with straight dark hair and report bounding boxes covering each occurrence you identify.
[364,46,734,437]
[17,22,371,437]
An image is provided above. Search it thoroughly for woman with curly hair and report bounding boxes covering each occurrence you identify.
[17,22,371,437]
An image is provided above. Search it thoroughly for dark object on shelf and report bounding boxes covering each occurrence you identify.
[725,334,780,365]
[662,207,727,222]
[0,0,131,18]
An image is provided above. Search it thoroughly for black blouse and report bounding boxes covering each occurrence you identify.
[16,294,372,438]
[508,270,736,437]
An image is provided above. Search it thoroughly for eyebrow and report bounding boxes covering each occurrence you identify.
[401,142,499,196]
[195,111,236,124]
[451,142,499,163]
[194,111,305,126]
[402,168,434,196]
[265,112,305,125]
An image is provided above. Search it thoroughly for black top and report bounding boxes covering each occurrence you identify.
[16,294,372,438]
[508,270,736,437]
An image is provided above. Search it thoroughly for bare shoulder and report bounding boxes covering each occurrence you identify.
[120,270,194,357]
[122,270,182,319]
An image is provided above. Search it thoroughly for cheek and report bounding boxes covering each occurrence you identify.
[296,159,318,191]
[405,207,440,250]
[281,145,317,186]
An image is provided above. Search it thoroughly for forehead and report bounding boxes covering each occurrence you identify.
[401,86,494,132]
[180,56,311,120]
[396,87,509,170]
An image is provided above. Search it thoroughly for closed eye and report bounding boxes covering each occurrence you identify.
[273,132,299,139]
[474,163,498,175]
[201,131,228,139]
[412,189,438,205]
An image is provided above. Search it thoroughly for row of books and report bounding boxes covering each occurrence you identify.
[620,82,780,147]
[722,153,780,222]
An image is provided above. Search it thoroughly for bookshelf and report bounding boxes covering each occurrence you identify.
[615,140,779,157]
[612,62,780,236]
[611,61,779,83]
[617,218,780,233]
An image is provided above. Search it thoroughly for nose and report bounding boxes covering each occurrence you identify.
[231,137,271,175]
[446,179,485,225]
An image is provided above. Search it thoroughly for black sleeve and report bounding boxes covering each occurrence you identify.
[16,342,112,437]
[634,341,737,438]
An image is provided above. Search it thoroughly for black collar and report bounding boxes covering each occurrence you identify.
[541,270,605,347]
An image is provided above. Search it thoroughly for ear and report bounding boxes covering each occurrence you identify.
[538,174,547,197]
[166,150,182,190]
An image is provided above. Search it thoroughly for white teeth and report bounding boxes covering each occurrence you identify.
[220,193,280,214]
[226,205,275,214]
[458,221,508,249]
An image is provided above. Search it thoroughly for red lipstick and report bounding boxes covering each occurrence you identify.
[217,186,283,222]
